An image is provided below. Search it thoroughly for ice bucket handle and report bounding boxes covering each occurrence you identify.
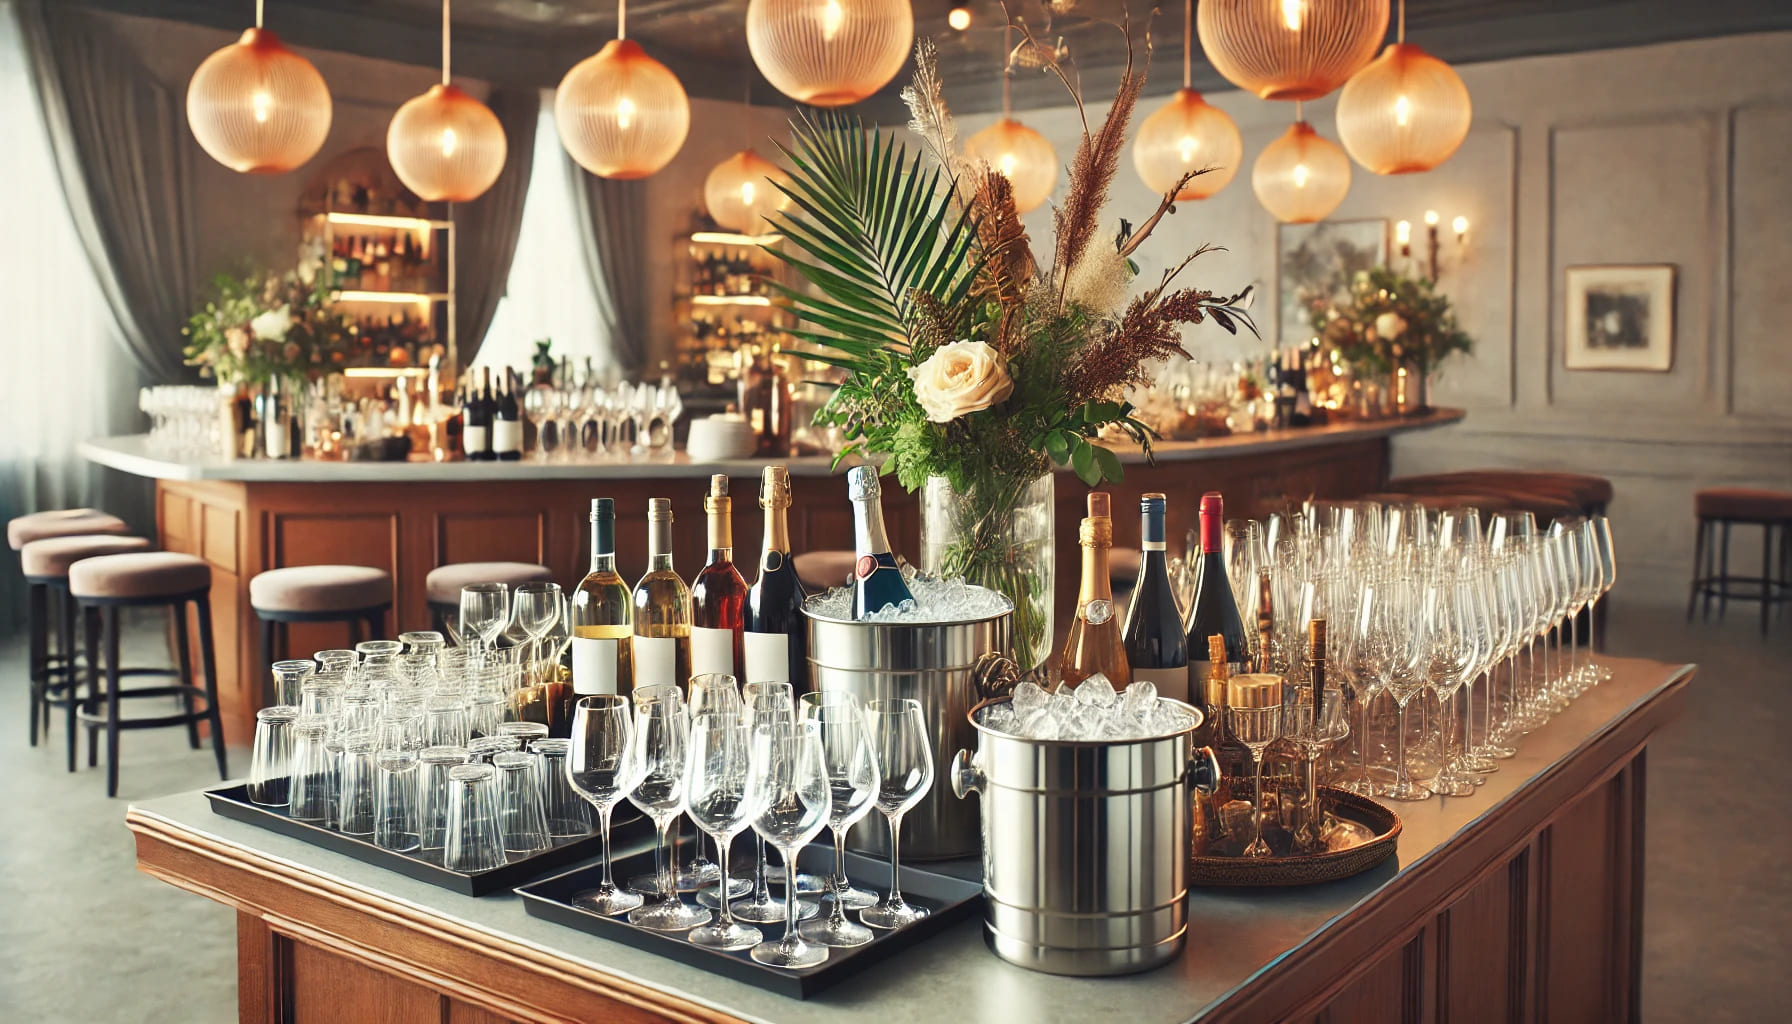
[950,748,984,799]
[969,651,1021,703]
[1187,745,1221,795]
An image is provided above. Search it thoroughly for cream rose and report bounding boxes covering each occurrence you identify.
[907,340,1014,423]
[1374,311,1408,340]
[250,305,294,343]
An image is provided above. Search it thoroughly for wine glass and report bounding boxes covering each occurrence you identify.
[746,722,832,970]
[682,674,742,897]
[459,583,511,661]
[684,712,763,951]
[624,689,711,932]
[523,385,560,462]
[513,582,563,686]
[1223,519,1266,630]
[1589,515,1616,684]
[567,696,644,915]
[797,691,879,948]
[1228,696,1283,858]
[858,699,934,930]
[734,682,821,924]
[1284,690,1349,852]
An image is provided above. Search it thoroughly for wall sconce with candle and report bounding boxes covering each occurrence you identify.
[1395,208,1468,281]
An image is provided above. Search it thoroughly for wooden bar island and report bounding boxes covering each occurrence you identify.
[81,409,1462,741]
[127,654,1687,1023]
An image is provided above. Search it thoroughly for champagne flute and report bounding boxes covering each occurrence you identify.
[797,691,879,948]
[747,723,832,970]
[567,696,644,915]
[1424,574,1483,797]
[858,699,934,930]
[1360,575,1433,801]
[624,689,711,932]
[1284,690,1349,852]
[733,682,821,924]
[1229,692,1283,858]
[684,712,763,951]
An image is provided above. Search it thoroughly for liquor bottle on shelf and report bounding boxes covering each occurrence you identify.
[1122,492,1188,702]
[460,369,490,461]
[632,497,692,688]
[1183,491,1247,694]
[493,369,523,462]
[745,466,809,690]
[1060,492,1131,689]
[571,498,634,700]
[846,466,915,619]
[690,475,748,677]
[739,349,791,456]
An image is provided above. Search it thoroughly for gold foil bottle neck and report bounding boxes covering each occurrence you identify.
[1080,492,1113,546]
[1227,673,1284,709]
[760,465,791,509]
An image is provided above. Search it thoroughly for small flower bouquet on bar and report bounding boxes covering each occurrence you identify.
[183,252,354,388]
[1313,266,1473,412]
[765,35,1256,670]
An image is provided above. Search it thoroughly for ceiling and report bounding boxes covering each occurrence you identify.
[82,0,1792,118]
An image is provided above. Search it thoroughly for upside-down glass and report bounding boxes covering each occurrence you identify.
[494,751,551,854]
[249,706,299,807]
[399,631,446,659]
[858,699,934,930]
[798,692,879,947]
[531,738,590,838]
[419,745,470,851]
[425,693,470,748]
[338,732,379,835]
[270,660,315,707]
[467,735,521,762]
[735,682,820,924]
[626,688,711,932]
[748,723,832,970]
[685,712,764,951]
[375,750,422,852]
[566,695,644,915]
[444,762,507,872]
[287,716,333,822]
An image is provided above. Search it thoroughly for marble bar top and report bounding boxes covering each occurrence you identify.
[80,410,1462,484]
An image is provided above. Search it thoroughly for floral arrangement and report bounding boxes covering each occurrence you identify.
[765,35,1255,668]
[1313,266,1472,379]
[183,249,355,387]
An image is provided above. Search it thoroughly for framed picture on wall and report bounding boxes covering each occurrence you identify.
[1564,264,1676,372]
[1277,219,1388,346]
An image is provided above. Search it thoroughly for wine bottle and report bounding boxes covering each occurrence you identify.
[479,368,497,462]
[493,369,523,462]
[691,475,748,677]
[1183,491,1247,694]
[571,498,634,699]
[632,497,692,688]
[847,467,915,619]
[745,466,809,689]
[460,370,489,461]
[1060,492,1131,689]
[1122,492,1188,701]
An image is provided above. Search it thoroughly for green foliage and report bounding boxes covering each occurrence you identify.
[182,261,353,386]
[1313,266,1474,377]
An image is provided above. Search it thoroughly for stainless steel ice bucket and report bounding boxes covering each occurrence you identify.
[951,698,1219,976]
[804,591,1017,861]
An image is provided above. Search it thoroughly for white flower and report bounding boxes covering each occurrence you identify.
[1374,311,1408,340]
[907,340,1014,423]
[250,305,294,343]
[296,260,318,286]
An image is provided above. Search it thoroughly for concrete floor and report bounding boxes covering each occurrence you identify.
[0,599,1785,1023]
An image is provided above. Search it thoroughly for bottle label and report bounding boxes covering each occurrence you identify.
[743,631,790,683]
[1082,599,1114,625]
[572,637,618,695]
[762,550,784,573]
[493,420,522,454]
[1132,666,1190,704]
[691,626,735,675]
[633,636,677,685]
[462,425,489,455]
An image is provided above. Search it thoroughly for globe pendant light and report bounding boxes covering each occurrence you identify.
[186,1,332,174]
[964,27,1057,214]
[705,150,790,235]
[1198,0,1390,101]
[746,0,914,107]
[387,0,507,202]
[1335,1,1471,174]
[1253,110,1351,223]
[1132,0,1243,199]
[557,0,690,179]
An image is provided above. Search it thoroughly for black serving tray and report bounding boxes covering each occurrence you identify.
[204,783,650,897]
[518,842,983,999]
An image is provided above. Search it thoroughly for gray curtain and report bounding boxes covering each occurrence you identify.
[568,158,650,375]
[18,0,194,384]
[453,87,538,367]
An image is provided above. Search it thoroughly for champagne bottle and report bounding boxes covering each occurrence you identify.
[745,466,809,689]
[691,475,748,676]
[632,498,692,688]
[571,498,633,698]
[1122,492,1188,701]
[1060,492,1131,689]
[1183,492,1247,694]
[847,466,915,619]
[461,370,488,461]
[493,369,523,461]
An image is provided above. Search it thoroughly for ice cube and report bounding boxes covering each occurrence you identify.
[1011,679,1050,717]
[1120,680,1157,721]
[1073,675,1118,710]
[1019,708,1059,740]
[981,703,1018,733]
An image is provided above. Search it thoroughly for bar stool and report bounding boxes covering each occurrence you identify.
[425,562,553,634]
[1688,488,1792,635]
[10,509,133,745]
[793,551,856,594]
[68,552,228,797]
[250,566,393,695]
[20,534,153,759]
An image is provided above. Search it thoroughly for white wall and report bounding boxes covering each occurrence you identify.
[953,32,1792,603]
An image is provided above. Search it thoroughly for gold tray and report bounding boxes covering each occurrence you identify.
[1189,787,1401,887]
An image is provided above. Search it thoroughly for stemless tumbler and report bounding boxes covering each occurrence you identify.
[419,745,471,852]
[530,738,591,838]
[494,751,551,854]
[374,750,422,852]
[444,762,507,872]
[337,733,379,836]
[270,661,315,707]
[248,706,299,807]
[287,716,334,823]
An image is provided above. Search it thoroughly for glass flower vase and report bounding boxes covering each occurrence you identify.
[920,472,1054,675]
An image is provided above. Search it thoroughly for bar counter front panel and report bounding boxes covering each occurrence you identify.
[127,654,1687,1024]
[82,410,1462,741]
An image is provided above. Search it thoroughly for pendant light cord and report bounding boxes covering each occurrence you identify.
[618,0,627,41]
[1295,100,1303,124]
[255,0,264,29]
[1002,23,1012,119]
[441,0,451,85]
[1397,0,1405,44]
[1182,0,1191,90]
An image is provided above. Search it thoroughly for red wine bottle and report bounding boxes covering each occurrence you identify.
[744,466,810,691]
[1183,492,1247,696]
[1122,492,1189,702]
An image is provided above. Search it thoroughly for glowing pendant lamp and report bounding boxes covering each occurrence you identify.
[387,0,507,202]
[557,0,690,179]
[1253,110,1351,223]
[705,151,790,234]
[1132,0,1243,199]
[746,0,914,107]
[186,1,332,174]
[964,27,1057,214]
[1198,0,1390,101]
[1334,1,1471,174]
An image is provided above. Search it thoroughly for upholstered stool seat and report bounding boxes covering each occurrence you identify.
[19,535,153,754]
[1694,488,1792,523]
[21,534,152,579]
[8,508,130,550]
[793,551,857,594]
[1688,487,1792,635]
[1363,490,1582,525]
[252,564,393,613]
[425,562,554,605]
[1384,471,1613,516]
[68,551,226,796]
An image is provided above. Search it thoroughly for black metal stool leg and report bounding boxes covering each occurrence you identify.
[27,582,47,747]
[1718,520,1733,621]
[259,616,276,706]
[103,606,122,798]
[174,603,200,749]
[1688,516,1707,622]
[83,607,100,769]
[1765,523,1777,638]
[197,595,229,781]
[52,587,77,743]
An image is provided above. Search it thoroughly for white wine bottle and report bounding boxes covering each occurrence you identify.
[632,497,692,688]
[570,497,633,697]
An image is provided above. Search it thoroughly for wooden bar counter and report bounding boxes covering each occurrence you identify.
[82,409,1462,741]
[127,654,1686,1023]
